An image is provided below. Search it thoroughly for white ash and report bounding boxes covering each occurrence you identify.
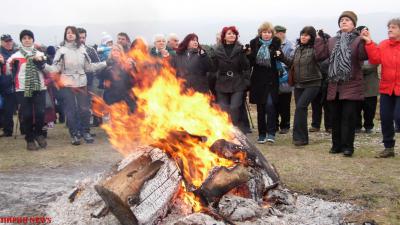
[46,174,120,225]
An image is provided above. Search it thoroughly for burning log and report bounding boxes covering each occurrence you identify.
[95,148,182,225]
[95,155,164,225]
[198,165,250,205]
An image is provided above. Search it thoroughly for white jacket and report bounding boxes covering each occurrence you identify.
[6,47,46,92]
[45,42,106,88]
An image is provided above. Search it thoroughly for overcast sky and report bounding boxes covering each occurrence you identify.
[2,0,399,26]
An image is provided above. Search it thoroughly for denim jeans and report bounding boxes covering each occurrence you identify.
[380,94,400,148]
[61,87,91,136]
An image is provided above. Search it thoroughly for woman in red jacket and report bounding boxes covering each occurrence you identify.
[361,18,400,158]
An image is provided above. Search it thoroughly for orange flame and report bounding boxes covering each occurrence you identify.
[93,40,239,210]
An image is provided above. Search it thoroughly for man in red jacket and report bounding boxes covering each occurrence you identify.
[361,18,400,158]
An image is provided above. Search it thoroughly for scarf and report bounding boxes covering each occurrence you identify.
[328,30,358,82]
[256,38,272,67]
[20,47,41,97]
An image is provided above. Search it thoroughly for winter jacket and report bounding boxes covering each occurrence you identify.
[289,44,323,88]
[315,32,368,101]
[6,47,47,92]
[361,62,379,97]
[44,42,107,88]
[0,46,18,94]
[365,39,400,96]
[150,46,176,58]
[100,62,135,108]
[171,49,211,93]
[211,43,251,94]
[248,37,282,104]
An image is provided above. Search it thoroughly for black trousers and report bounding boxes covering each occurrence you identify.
[328,96,360,152]
[355,96,377,130]
[311,88,332,129]
[217,91,244,127]
[276,92,292,130]
[293,87,320,143]
[256,94,277,136]
[16,91,46,142]
[2,93,17,135]
[238,93,251,132]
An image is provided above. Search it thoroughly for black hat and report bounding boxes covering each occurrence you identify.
[1,34,13,41]
[274,25,287,33]
[356,25,368,33]
[19,30,34,42]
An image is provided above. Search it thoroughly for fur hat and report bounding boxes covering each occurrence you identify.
[338,11,358,27]
[19,30,34,42]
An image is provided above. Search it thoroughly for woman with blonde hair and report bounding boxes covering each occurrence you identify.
[248,22,283,143]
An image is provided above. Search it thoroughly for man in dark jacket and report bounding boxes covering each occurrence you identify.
[78,28,102,127]
[0,34,18,137]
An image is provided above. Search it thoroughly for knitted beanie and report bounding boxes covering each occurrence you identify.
[20,30,34,42]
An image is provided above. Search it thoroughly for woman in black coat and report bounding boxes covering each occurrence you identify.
[171,33,211,93]
[100,44,136,112]
[248,22,283,143]
[211,26,251,130]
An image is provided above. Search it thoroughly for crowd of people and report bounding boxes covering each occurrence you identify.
[0,11,399,158]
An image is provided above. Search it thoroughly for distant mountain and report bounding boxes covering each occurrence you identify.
[0,12,396,46]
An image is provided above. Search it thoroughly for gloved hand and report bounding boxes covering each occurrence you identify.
[33,57,46,70]
[199,49,207,57]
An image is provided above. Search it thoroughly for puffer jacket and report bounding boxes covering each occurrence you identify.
[365,39,400,96]
[44,42,106,88]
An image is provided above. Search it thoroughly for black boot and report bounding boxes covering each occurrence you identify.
[35,135,47,148]
[71,135,81,145]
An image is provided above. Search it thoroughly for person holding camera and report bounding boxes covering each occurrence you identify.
[5,30,47,150]
[248,22,283,143]
[210,26,251,132]
[150,34,176,59]
[171,33,211,94]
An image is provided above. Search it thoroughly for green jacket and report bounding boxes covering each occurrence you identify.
[362,63,379,97]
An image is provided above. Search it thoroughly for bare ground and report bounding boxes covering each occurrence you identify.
[0,113,399,224]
